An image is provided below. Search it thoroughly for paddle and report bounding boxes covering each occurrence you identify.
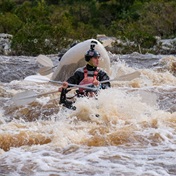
[24,75,97,91]
[12,90,59,106]
[14,71,141,106]
[102,70,141,82]
[25,70,140,90]
[38,66,57,76]
[24,70,140,90]
[82,71,141,86]
[37,54,54,67]
[37,55,57,75]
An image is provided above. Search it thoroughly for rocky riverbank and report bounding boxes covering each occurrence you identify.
[0,33,176,55]
[97,35,176,55]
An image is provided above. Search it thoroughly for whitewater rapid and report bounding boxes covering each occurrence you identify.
[0,53,176,175]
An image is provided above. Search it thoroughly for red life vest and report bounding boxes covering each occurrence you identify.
[79,67,99,93]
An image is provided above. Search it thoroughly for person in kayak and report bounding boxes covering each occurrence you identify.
[59,46,111,109]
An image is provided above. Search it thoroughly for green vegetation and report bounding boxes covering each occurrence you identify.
[0,0,176,55]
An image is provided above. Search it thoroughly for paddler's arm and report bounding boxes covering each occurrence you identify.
[58,81,69,92]
[58,71,82,92]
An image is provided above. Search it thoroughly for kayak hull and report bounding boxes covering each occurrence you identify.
[52,39,110,81]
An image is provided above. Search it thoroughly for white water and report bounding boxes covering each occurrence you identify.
[0,54,176,175]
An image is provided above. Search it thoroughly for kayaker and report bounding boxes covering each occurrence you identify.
[58,46,110,109]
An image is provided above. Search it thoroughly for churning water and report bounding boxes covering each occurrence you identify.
[0,53,176,176]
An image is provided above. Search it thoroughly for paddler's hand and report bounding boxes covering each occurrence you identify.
[62,81,68,88]
[92,80,100,86]
[58,87,62,92]
[58,81,68,92]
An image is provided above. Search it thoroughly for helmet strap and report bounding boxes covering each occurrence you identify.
[87,61,94,67]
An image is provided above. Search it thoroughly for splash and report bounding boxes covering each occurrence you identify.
[0,121,52,151]
[0,54,176,175]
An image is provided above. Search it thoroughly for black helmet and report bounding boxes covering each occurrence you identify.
[85,49,100,62]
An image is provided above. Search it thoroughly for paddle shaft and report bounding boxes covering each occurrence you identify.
[24,75,97,91]
[49,80,97,91]
[38,65,57,75]
[83,71,141,86]
[15,90,59,101]
[14,71,140,106]
[35,90,59,98]
[36,70,140,90]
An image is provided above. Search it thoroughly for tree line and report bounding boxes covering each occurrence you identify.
[0,0,176,55]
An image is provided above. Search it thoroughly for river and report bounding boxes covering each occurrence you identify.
[0,53,176,176]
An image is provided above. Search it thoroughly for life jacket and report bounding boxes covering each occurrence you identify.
[78,67,99,94]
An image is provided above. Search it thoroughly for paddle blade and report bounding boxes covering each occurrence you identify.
[116,71,141,81]
[24,75,50,83]
[38,67,53,76]
[95,71,141,85]
[12,90,37,106]
[37,55,54,67]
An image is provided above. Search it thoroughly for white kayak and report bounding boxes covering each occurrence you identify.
[51,39,111,81]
